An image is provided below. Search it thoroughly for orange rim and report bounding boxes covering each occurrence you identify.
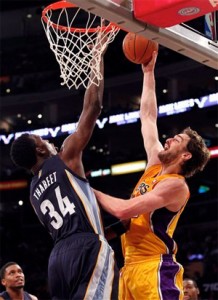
[42,0,120,33]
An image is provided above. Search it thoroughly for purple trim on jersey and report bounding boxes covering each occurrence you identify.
[151,208,177,253]
[159,255,180,300]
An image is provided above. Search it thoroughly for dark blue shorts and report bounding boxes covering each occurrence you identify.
[48,233,119,299]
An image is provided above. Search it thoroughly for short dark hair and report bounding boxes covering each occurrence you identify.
[183,277,198,288]
[180,127,210,178]
[0,262,18,280]
[10,134,37,170]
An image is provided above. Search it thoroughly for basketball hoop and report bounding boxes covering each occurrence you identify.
[41,1,120,90]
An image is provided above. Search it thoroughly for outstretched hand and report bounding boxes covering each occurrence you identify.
[88,19,109,69]
[142,50,158,73]
[94,19,110,55]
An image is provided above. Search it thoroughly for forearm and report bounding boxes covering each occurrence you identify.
[95,188,166,219]
[84,28,108,113]
[140,52,158,120]
[95,190,148,219]
[140,71,157,119]
[139,53,161,157]
[83,55,104,114]
[98,54,104,106]
[95,179,188,219]
[94,189,128,219]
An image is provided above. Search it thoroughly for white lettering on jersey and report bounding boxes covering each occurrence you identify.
[33,172,57,200]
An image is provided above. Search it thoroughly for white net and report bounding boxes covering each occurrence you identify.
[41,2,120,90]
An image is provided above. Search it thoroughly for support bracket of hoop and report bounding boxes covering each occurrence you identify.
[67,0,218,70]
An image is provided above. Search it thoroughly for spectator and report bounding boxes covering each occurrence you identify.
[183,277,200,300]
[0,262,38,300]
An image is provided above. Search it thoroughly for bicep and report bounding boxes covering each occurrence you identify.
[142,179,189,212]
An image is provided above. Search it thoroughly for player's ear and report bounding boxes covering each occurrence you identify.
[1,278,6,286]
[182,151,192,161]
[36,147,46,156]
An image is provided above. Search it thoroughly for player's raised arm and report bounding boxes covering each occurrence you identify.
[140,51,163,168]
[60,31,108,173]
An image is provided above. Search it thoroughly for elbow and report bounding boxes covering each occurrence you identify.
[95,101,103,115]
[85,100,102,118]
[108,207,124,219]
[113,202,131,220]
[115,210,125,220]
[90,98,102,115]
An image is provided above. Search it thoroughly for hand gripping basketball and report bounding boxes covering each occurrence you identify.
[122,32,158,65]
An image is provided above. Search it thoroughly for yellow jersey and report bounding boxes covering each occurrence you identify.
[122,164,190,264]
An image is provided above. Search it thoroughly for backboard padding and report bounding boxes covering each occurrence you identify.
[68,0,218,70]
[134,0,218,28]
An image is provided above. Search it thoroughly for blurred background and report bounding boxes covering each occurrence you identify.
[0,1,218,299]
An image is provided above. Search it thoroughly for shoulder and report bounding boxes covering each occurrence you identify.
[29,294,38,300]
[158,176,189,192]
[157,177,189,211]
[23,292,38,300]
[154,176,190,200]
[169,176,189,190]
[0,291,7,300]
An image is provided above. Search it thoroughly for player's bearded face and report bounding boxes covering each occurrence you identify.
[158,135,189,164]
[158,149,179,164]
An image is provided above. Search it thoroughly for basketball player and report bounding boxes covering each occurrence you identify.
[183,278,200,300]
[0,262,38,300]
[94,51,210,300]
[10,34,122,299]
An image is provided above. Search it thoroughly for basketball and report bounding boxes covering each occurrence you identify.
[122,32,158,65]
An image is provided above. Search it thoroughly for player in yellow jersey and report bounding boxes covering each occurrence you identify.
[94,51,210,300]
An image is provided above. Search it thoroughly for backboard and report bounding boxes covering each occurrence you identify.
[67,0,218,70]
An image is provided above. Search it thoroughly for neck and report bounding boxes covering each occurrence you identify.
[159,163,181,176]
[7,288,24,300]
[31,160,43,175]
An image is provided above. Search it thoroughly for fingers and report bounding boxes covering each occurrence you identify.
[148,50,158,65]
[151,50,158,64]
[101,18,106,27]
[142,50,158,72]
